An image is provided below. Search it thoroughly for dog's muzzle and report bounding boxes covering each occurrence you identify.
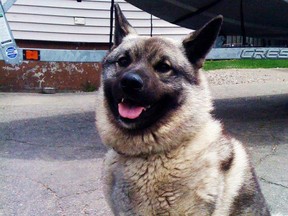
[117,72,148,120]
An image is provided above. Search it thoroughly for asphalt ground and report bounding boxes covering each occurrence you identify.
[0,78,288,215]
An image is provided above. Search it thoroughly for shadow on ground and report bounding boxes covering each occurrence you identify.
[213,94,288,148]
[0,112,107,161]
[1,94,287,161]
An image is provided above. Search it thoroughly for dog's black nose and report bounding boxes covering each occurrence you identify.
[121,73,144,92]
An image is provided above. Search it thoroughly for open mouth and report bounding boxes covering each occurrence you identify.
[103,81,180,130]
[114,94,178,130]
[118,98,151,120]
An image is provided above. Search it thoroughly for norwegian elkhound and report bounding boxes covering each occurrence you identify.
[95,4,270,216]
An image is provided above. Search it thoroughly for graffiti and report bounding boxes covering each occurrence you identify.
[2,65,20,71]
[240,48,288,59]
[48,62,62,74]
[64,63,84,74]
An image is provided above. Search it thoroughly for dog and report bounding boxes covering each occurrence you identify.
[95,4,271,216]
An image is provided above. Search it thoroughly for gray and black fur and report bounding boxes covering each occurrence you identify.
[95,4,270,216]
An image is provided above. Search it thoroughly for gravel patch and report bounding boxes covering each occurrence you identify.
[205,68,288,85]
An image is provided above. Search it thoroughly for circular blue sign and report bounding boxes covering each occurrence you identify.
[6,46,18,59]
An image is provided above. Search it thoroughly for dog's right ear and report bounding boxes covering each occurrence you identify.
[114,3,137,47]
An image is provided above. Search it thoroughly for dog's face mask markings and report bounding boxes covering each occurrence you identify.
[102,4,222,130]
[103,39,185,129]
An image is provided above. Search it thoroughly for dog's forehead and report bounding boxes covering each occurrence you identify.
[144,37,179,52]
[120,36,184,60]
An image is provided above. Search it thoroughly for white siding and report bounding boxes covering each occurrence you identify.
[5,0,192,43]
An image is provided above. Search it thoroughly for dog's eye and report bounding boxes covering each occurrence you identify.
[117,56,131,67]
[154,62,172,73]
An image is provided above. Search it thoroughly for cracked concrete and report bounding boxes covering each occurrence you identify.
[255,144,278,167]
[260,177,288,190]
[0,70,288,215]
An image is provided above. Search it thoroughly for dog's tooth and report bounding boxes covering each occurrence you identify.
[121,98,124,103]
[143,105,150,111]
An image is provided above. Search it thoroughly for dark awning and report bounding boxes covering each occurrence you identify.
[125,0,288,40]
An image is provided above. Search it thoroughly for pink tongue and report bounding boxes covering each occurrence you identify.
[118,103,144,119]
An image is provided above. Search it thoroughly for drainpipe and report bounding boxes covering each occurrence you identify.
[109,0,114,50]
[240,0,247,46]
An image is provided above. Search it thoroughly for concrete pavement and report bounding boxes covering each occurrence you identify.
[0,93,111,216]
[0,82,288,215]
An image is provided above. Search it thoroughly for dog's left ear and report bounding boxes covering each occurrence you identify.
[114,3,137,47]
[183,15,223,68]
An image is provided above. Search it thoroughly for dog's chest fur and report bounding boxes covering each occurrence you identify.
[104,124,229,215]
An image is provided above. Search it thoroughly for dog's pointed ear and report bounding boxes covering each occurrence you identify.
[114,3,137,47]
[183,15,223,68]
